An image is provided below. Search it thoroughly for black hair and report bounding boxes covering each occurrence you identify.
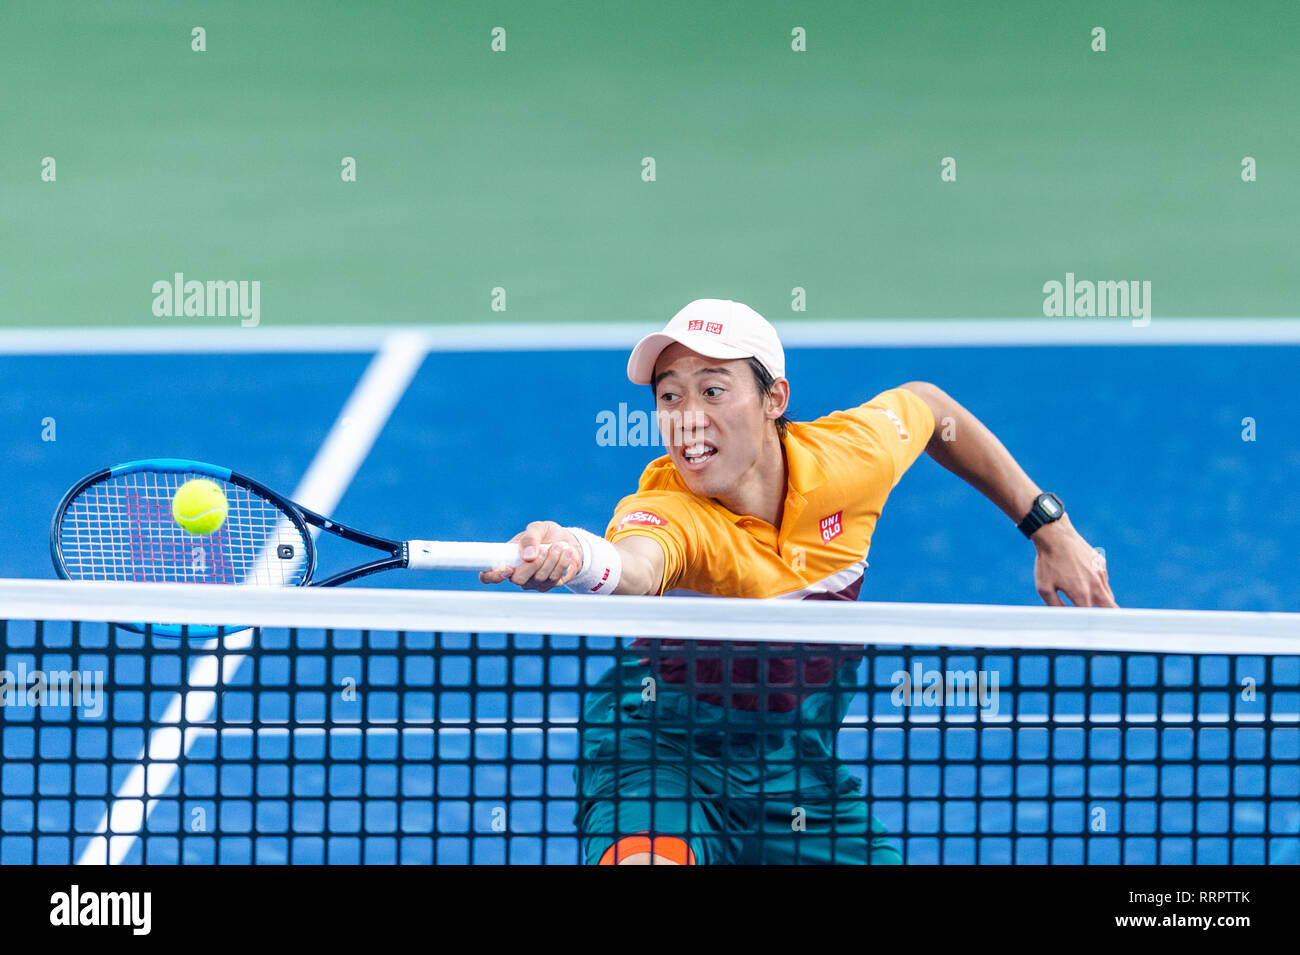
[746,357,792,439]
[649,357,791,439]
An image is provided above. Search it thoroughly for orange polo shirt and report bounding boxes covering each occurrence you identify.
[603,386,935,712]
[606,386,935,600]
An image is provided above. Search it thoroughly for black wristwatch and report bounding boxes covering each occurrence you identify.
[1017,492,1064,539]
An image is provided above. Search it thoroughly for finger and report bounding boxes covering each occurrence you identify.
[510,553,540,587]
[548,543,579,583]
[521,546,569,592]
[552,542,581,582]
[558,542,583,584]
[557,546,583,586]
[479,565,513,585]
[1082,569,1119,608]
[533,541,568,582]
[518,521,559,562]
[1073,583,1117,608]
[1038,587,1067,607]
[521,573,552,593]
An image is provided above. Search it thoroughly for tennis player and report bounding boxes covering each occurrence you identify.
[482,298,1116,865]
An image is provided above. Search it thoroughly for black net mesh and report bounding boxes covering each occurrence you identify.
[1,619,1297,864]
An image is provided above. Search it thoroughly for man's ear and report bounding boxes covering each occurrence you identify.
[766,378,791,419]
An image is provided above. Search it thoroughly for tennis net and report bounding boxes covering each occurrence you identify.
[1,579,1297,865]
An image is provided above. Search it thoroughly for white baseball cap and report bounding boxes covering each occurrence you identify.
[627,299,785,385]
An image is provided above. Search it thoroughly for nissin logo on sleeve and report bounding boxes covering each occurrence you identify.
[617,511,667,532]
[872,407,910,441]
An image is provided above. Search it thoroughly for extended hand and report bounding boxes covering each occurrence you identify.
[1031,516,1118,607]
[478,521,582,591]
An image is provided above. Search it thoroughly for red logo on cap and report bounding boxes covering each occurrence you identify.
[706,322,723,334]
[819,511,843,543]
[687,319,704,331]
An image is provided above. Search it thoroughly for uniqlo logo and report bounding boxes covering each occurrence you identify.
[705,322,723,334]
[687,319,704,331]
[819,511,843,543]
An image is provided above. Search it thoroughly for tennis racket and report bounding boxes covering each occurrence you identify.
[51,459,533,632]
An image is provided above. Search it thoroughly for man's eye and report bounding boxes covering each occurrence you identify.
[703,387,723,398]
[659,392,678,402]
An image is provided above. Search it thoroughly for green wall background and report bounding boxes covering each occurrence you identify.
[3,0,1296,328]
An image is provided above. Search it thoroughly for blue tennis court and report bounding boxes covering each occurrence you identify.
[6,340,1296,607]
[2,333,1298,864]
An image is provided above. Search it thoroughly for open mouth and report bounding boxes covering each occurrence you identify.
[681,442,718,467]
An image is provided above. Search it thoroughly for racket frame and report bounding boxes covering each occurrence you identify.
[50,459,329,584]
[51,459,516,591]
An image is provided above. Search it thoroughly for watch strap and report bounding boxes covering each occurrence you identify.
[1018,492,1063,539]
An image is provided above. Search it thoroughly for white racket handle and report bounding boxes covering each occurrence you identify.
[405,540,549,571]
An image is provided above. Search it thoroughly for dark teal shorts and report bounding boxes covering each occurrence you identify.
[574,657,902,865]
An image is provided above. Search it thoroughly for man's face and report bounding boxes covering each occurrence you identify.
[652,342,778,500]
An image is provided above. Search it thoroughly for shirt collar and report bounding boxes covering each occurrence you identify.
[781,424,826,496]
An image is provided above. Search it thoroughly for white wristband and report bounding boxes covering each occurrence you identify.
[564,527,622,595]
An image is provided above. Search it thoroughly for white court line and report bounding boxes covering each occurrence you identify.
[75,331,429,866]
[3,317,1300,354]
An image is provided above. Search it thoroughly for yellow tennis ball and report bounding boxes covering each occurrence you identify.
[172,478,228,535]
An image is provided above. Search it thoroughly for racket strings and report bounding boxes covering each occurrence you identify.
[59,471,310,585]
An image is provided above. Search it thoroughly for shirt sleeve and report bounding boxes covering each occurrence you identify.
[604,492,694,595]
[827,386,936,488]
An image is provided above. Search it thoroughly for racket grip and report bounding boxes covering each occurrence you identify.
[406,540,544,571]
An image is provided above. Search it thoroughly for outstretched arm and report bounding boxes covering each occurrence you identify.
[898,381,1117,608]
[478,521,665,595]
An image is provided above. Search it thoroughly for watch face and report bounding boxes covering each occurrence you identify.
[1040,495,1061,517]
